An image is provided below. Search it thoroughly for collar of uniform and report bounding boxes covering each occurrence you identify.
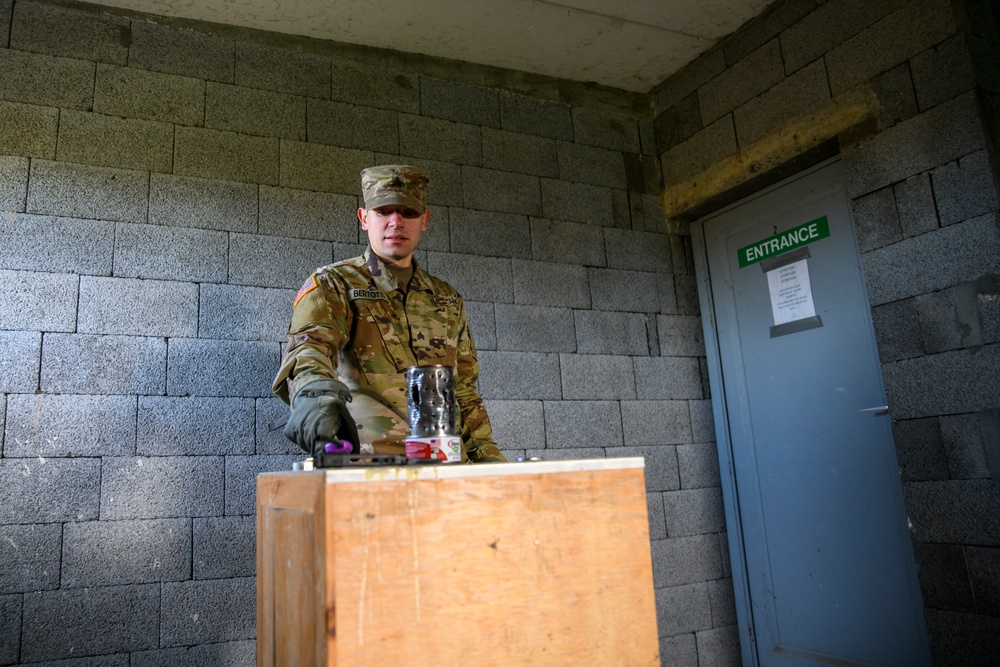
[362,247,434,295]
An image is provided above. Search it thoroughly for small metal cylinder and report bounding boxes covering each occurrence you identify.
[406,365,457,437]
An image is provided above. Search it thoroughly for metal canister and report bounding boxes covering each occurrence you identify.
[404,365,461,462]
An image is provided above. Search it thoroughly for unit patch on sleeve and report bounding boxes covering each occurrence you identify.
[292,276,317,308]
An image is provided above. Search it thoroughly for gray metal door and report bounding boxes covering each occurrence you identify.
[694,159,930,666]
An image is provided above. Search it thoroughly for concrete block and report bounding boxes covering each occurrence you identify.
[419,76,500,128]
[259,185,358,242]
[307,98,398,153]
[571,107,641,153]
[235,41,330,98]
[663,487,726,537]
[477,351,561,399]
[695,626,741,666]
[656,582,712,635]
[0,594,19,665]
[495,304,575,353]
[659,633,698,667]
[911,34,981,109]
[79,276,197,337]
[0,330,40,393]
[174,126,280,185]
[0,155,28,212]
[925,608,1000,666]
[884,345,1000,419]
[621,400,693,446]
[41,333,166,395]
[677,442,722,489]
[608,445,680,492]
[734,59,831,146]
[224,455,300,515]
[482,400,544,450]
[871,61,919,130]
[206,82,306,141]
[193,516,256,579]
[0,0,9,44]
[149,173,257,233]
[852,186,902,253]
[462,165,541,216]
[522,447,604,461]
[905,479,1000,544]
[481,127,558,177]
[639,117,656,157]
[199,283,292,343]
[331,60,419,113]
[709,577,737,626]
[862,214,1000,305]
[871,298,922,361]
[10,0,129,64]
[4,393,136,457]
[509,259,589,310]
[531,217,606,266]
[893,171,939,238]
[0,524,61,593]
[940,413,992,480]
[913,542,976,611]
[499,90,573,140]
[647,492,667,539]
[661,115,737,187]
[722,0,814,66]
[129,20,235,83]
[780,0,890,75]
[0,458,100,523]
[915,283,982,353]
[0,99,58,158]
[699,39,784,125]
[167,338,280,398]
[657,315,705,357]
[20,584,159,662]
[334,242,368,262]
[539,177,615,225]
[114,222,227,282]
[560,354,636,400]
[398,114,482,166]
[417,204,449,252]
[0,393,4,453]
[826,0,960,95]
[893,417,950,482]
[56,109,173,173]
[633,356,702,400]
[590,268,662,313]
[652,46,726,114]
[574,310,650,355]
[95,63,204,125]
[689,399,716,444]
[161,577,255,646]
[650,534,724,587]
[279,140,372,194]
[0,269,77,332]
[424,251,513,303]
[27,160,148,225]
[448,208,531,258]
[556,141,626,189]
[256,397,298,455]
[542,400,623,448]
[133,641,256,667]
[966,546,1000,615]
[0,48,94,110]
[931,149,999,226]
[61,518,191,587]
[465,301,496,351]
[137,396,254,456]
[231,234,334,290]
[101,455,224,520]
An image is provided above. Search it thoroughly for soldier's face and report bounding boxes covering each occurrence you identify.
[358,205,429,266]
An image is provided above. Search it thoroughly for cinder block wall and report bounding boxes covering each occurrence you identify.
[653,0,1000,663]
[0,0,733,664]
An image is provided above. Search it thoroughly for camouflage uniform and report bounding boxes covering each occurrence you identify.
[272,248,505,463]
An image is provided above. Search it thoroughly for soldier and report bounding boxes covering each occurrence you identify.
[272,164,506,463]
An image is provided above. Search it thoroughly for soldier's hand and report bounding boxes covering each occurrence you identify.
[283,379,358,457]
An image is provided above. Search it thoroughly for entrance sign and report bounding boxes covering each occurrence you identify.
[738,215,830,268]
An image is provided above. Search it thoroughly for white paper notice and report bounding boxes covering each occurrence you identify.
[766,259,816,325]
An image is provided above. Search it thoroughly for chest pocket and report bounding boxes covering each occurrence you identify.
[352,298,410,375]
[408,294,458,367]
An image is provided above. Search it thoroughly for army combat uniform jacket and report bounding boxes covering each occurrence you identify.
[272,249,504,463]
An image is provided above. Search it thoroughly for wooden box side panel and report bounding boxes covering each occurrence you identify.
[257,472,329,667]
[326,467,660,666]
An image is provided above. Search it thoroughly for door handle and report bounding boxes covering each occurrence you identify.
[859,405,890,415]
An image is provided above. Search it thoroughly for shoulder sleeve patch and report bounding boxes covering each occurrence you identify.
[293,277,318,308]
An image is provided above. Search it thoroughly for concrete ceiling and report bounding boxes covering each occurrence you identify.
[83,0,777,93]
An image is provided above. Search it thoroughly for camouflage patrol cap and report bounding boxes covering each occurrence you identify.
[360,164,429,213]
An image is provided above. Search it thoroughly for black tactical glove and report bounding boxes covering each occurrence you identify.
[283,379,359,457]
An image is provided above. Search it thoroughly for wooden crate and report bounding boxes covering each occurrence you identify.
[257,458,659,666]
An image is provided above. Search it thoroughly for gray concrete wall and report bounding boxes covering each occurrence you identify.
[0,0,728,665]
[653,0,1000,663]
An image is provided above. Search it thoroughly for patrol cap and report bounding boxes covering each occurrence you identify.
[360,164,429,213]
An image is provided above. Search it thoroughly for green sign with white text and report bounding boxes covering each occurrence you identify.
[738,216,830,268]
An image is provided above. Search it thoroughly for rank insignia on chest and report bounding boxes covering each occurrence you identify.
[349,288,389,301]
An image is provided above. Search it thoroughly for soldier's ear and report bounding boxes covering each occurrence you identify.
[357,207,368,229]
[421,208,429,231]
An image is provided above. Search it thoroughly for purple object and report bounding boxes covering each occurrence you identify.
[324,439,353,454]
